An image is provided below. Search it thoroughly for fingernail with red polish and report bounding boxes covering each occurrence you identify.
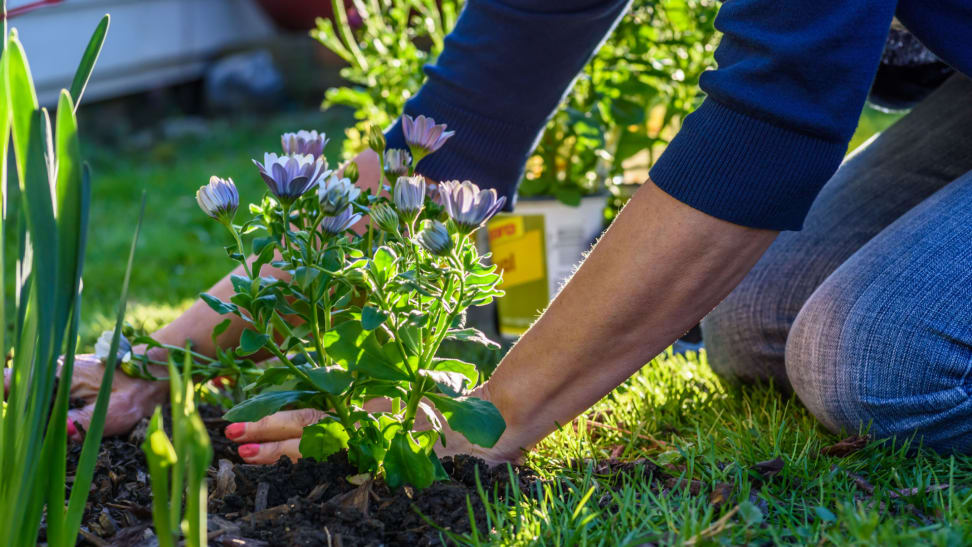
[66,420,77,438]
[225,422,245,440]
[238,443,259,458]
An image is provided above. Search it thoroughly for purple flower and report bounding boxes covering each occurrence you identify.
[393,175,426,222]
[438,180,506,234]
[196,176,239,222]
[252,153,330,205]
[416,220,452,256]
[281,130,329,159]
[320,205,363,235]
[318,174,361,215]
[384,148,411,178]
[402,114,454,161]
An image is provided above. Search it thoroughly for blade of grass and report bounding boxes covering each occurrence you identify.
[68,14,109,109]
[63,192,147,538]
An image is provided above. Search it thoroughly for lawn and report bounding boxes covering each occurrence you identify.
[468,350,972,545]
[76,104,968,545]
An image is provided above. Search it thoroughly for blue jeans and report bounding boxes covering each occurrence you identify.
[701,74,972,453]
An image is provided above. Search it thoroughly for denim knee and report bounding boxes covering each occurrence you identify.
[786,276,972,453]
[702,280,793,390]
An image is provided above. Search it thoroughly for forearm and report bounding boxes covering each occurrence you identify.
[150,258,291,357]
[484,181,777,454]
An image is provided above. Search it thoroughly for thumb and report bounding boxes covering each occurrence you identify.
[67,405,92,443]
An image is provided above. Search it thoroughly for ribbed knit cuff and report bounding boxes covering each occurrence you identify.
[649,98,848,231]
[385,89,541,211]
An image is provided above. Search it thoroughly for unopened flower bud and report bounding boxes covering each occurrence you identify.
[384,148,411,178]
[371,203,400,236]
[196,176,239,223]
[393,175,426,223]
[417,220,452,256]
[318,175,362,216]
[343,160,360,183]
[367,125,386,155]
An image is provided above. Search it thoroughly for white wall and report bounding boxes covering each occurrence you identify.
[8,0,277,105]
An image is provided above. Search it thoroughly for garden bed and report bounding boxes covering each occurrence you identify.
[57,406,542,547]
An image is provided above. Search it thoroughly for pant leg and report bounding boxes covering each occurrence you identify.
[786,171,972,452]
[701,74,972,391]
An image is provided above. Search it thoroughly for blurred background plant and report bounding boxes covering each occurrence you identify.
[523,0,719,207]
[312,0,460,158]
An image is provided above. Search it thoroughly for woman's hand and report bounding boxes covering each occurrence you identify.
[3,352,169,442]
[225,388,523,466]
[62,354,169,441]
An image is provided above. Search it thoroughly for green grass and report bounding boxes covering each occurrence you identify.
[459,350,972,545]
[78,108,352,345]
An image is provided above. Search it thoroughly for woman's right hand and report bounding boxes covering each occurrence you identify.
[4,352,169,442]
[61,353,169,441]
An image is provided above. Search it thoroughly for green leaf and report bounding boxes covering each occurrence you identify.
[371,246,396,276]
[238,329,268,356]
[814,505,836,523]
[383,430,435,490]
[323,321,409,381]
[200,293,238,316]
[68,14,109,109]
[419,369,469,397]
[361,306,387,330]
[554,187,583,207]
[64,194,147,543]
[738,500,764,525]
[446,328,500,350]
[426,395,506,448]
[431,358,479,386]
[223,390,315,422]
[300,420,350,461]
[305,366,353,394]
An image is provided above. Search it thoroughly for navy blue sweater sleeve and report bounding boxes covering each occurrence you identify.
[385,0,631,208]
[648,0,898,229]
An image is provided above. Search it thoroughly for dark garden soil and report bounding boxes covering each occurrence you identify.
[53,405,547,547]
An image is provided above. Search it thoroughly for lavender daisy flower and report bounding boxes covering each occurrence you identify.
[252,153,330,205]
[320,205,363,235]
[318,174,361,215]
[94,330,133,364]
[196,176,239,223]
[393,175,426,223]
[281,130,329,159]
[384,148,411,178]
[402,114,455,162]
[439,180,507,234]
[416,220,453,256]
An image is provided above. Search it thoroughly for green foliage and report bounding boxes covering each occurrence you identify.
[0,14,145,547]
[313,0,460,157]
[201,124,505,490]
[142,351,213,547]
[523,0,719,204]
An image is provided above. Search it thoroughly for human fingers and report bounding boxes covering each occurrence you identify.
[224,408,326,444]
[236,439,302,465]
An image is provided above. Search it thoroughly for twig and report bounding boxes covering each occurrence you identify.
[683,504,741,545]
[833,465,933,526]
